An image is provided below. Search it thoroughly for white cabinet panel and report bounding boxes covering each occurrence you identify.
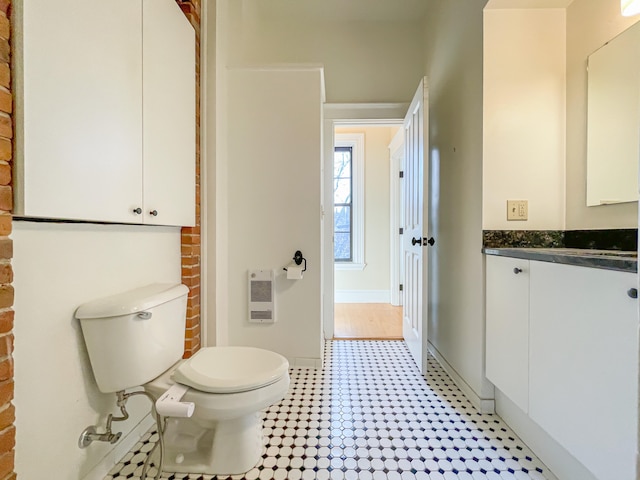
[16,0,143,223]
[529,261,638,480]
[142,0,195,226]
[486,255,529,412]
[16,0,195,226]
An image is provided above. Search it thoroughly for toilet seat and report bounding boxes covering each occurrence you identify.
[172,346,289,393]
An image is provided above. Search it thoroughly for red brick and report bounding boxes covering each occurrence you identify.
[0,264,9,284]
[0,451,13,479]
[0,139,10,163]
[0,90,9,115]
[0,361,12,383]
[0,41,8,64]
[0,14,8,40]
[0,287,12,309]
[0,335,12,359]
[0,187,10,211]
[0,311,12,334]
[0,165,9,186]
[0,405,14,432]
[0,218,10,237]
[0,239,11,260]
[0,381,13,407]
[0,65,8,91]
[182,255,200,268]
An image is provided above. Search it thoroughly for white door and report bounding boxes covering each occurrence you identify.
[402,78,429,373]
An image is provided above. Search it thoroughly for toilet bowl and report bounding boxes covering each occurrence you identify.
[145,346,290,475]
[75,284,290,476]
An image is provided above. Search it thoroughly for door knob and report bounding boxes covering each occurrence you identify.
[149,210,158,217]
[132,207,142,215]
[411,237,421,246]
[628,288,638,299]
[426,237,435,246]
[514,268,523,274]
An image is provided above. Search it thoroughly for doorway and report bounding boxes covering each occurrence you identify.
[331,123,403,339]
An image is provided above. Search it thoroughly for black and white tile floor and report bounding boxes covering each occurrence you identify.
[105,340,553,480]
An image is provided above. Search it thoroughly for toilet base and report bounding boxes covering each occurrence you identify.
[161,412,264,475]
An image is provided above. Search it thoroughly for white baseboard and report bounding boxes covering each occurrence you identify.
[427,342,495,414]
[290,356,323,369]
[335,289,390,303]
[495,390,589,480]
[82,414,155,480]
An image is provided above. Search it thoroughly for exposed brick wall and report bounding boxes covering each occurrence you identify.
[178,0,202,358]
[0,0,14,477]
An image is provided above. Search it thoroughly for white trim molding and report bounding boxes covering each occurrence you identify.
[334,133,365,268]
[428,341,496,414]
[335,289,391,303]
[321,103,406,341]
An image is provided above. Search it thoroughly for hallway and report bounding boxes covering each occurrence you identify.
[334,304,403,339]
[106,341,552,480]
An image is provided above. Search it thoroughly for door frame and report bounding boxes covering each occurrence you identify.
[322,103,408,340]
[389,129,404,307]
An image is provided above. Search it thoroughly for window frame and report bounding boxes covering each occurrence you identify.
[334,133,365,270]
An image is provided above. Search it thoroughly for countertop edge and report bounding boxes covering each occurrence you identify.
[482,248,637,274]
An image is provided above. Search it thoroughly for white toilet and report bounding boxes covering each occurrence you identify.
[75,283,290,475]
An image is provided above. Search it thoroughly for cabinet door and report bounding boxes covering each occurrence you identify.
[485,255,529,412]
[142,0,196,227]
[529,262,638,480]
[17,0,144,223]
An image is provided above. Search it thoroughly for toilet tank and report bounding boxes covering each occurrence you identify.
[75,283,189,393]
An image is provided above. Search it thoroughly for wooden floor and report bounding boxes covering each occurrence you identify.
[334,303,403,340]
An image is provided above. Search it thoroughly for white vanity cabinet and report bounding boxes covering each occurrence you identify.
[528,261,638,480]
[15,0,195,226]
[485,255,530,413]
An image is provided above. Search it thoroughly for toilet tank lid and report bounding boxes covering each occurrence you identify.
[75,283,189,320]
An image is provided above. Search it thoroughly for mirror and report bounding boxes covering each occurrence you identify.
[586,21,640,206]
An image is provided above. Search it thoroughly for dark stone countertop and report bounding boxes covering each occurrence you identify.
[482,247,637,273]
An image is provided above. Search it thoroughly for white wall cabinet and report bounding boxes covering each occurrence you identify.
[529,261,638,480]
[486,257,638,480]
[15,0,195,226]
[485,255,530,413]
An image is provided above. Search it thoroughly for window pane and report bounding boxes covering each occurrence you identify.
[334,145,353,263]
[334,149,352,177]
[334,205,351,233]
[334,232,351,261]
[333,179,352,204]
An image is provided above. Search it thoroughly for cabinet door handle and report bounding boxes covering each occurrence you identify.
[627,288,638,299]
[132,207,142,215]
[513,267,523,274]
[149,210,158,217]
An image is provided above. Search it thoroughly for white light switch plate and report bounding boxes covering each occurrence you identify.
[507,200,528,221]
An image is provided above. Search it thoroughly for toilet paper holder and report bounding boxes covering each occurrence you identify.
[283,250,307,273]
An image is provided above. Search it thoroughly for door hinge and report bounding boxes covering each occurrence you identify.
[399,284,403,291]
[399,171,404,178]
[399,228,403,235]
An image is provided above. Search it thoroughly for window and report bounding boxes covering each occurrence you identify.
[334,133,364,269]
[334,146,353,261]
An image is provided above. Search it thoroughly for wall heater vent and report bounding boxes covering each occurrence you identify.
[248,270,275,323]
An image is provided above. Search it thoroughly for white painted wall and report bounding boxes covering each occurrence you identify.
[12,221,181,479]
[483,8,566,230]
[223,1,425,104]
[334,126,396,303]
[225,67,323,366]
[423,0,495,405]
[565,0,640,229]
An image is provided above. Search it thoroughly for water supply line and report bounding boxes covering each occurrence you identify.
[78,389,166,480]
